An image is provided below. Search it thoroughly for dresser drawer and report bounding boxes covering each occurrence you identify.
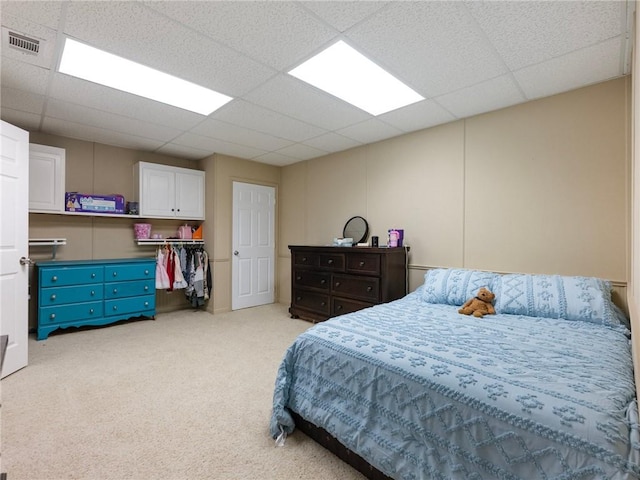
[104,295,155,317]
[39,284,103,306]
[346,254,381,275]
[104,263,154,282]
[104,279,154,299]
[332,274,380,302]
[319,253,345,271]
[293,252,319,268]
[39,302,104,325]
[333,297,374,317]
[40,266,104,287]
[293,270,330,291]
[292,289,330,315]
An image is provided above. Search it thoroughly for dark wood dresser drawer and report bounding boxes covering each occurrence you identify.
[292,289,330,315]
[319,253,345,271]
[346,254,381,275]
[293,270,330,291]
[293,252,319,267]
[332,297,374,316]
[332,274,379,302]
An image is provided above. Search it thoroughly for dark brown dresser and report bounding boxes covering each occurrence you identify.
[289,245,409,323]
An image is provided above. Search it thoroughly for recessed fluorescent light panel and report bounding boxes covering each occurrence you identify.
[58,38,232,115]
[289,40,424,116]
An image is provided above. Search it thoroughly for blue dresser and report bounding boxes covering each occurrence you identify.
[37,258,156,340]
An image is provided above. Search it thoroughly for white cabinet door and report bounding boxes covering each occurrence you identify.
[175,170,204,219]
[29,143,65,212]
[139,165,176,218]
[135,162,204,220]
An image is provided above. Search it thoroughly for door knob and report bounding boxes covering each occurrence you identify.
[19,256,33,266]
[234,250,239,256]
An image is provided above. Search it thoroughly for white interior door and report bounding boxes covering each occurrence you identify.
[1,121,29,378]
[232,182,275,310]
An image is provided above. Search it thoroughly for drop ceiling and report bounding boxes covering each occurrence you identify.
[0,1,634,166]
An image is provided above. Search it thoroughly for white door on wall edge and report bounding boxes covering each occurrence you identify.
[0,121,29,378]
[232,182,275,310]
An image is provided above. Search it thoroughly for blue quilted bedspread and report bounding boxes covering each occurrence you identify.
[270,291,640,479]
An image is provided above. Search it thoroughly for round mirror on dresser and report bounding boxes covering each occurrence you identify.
[343,216,369,244]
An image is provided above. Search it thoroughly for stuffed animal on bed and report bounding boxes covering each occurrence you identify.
[458,287,496,318]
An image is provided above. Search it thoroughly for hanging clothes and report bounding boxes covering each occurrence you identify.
[155,246,171,289]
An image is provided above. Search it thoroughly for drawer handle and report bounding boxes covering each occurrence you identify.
[320,279,326,285]
[320,301,326,306]
[296,296,302,301]
[113,288,118,294]
[327,259,334,265]
[50,294,56,301]
[302,257,307,262]
[113,272,117,277]
[51,276,58,282]
[335,282,341,287]
[50,313,56,320]
[359,261,365,267]
[91,290,95,296]
[367,286,373,292]
[91,273,96,278]
[89,308,94,314]
[296,276,301,281]
[144,301,149,307]
[336,305,342,311]
[144,286,149,291]
[144,269,149,275]
[113,305,118,311]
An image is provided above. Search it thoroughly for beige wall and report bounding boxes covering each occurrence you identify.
[278,77,630,304]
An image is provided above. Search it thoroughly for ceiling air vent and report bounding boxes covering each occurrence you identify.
[8,31,40,55]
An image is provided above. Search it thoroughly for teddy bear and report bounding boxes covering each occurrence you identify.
[458,287,496,318]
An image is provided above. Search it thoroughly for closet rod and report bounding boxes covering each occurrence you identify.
[136,239,204,246]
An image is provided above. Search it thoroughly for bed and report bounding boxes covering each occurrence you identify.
[270,268,640,479]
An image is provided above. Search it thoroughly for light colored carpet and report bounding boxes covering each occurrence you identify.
[0,303,366,480]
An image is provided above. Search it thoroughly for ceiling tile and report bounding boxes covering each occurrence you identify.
[42,116,166,152]
[213,100,327,142]
[300,1,390,33]
[345,1,507,97]
[303,132,362,153]
[0,1,64,30]
[0,107,42,131]
[49,73,205,131]
[63,1,275,97]
[0,57,50,94]
[465,0,625,71]
[336,119,404,145]
[275,142,327,161]
[156,143,212,160]
[192,118,294,152]
[45,99,183,142]
[435,75,526,119]
[1,87,45,114]
[145,1,338,70]
[170,132,268,160]
[253,151,299,167]
[514,38,623,100]
[378,100,457,133]
[244,74,371,130]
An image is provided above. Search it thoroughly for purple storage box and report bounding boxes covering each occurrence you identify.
[65,192,125,214]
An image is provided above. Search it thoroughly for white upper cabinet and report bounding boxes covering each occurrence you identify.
[134,162,205,220]
[29,144,66,213]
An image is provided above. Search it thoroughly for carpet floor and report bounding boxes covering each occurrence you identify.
[0,303,366,480]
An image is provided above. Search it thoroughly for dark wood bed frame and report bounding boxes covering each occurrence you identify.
[291,410,393,480]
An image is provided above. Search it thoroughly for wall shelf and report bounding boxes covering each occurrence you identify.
[29,238,67,259]
[136,239,204,246]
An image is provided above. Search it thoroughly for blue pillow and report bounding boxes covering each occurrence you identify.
[422,268,499,306]
[492,273,619,325]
